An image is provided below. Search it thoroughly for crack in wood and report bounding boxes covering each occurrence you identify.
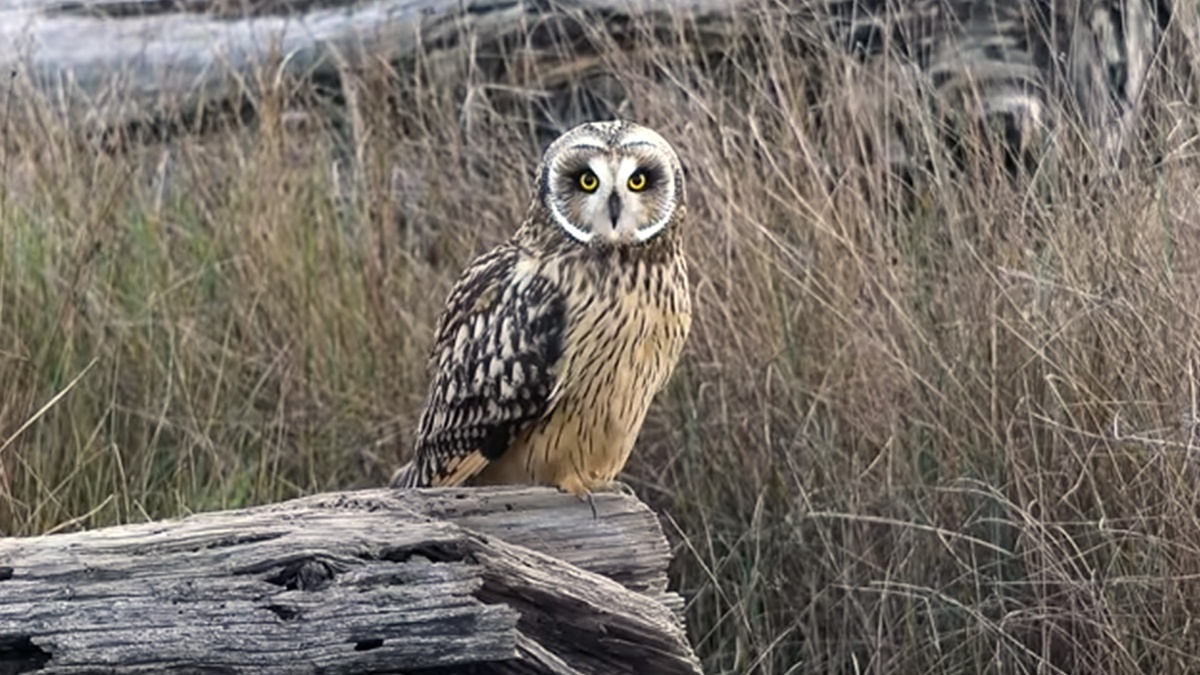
[352,638,384,652]
[262,604,301,621]
[260,558,339,591]
[0,635,52,674]
[379,542,473,565]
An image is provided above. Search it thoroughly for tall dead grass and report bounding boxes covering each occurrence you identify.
[2,7,1200,673]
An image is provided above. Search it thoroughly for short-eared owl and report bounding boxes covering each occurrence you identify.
[390,120,691,503]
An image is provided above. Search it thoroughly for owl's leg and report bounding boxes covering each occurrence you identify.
[556,473,599,520]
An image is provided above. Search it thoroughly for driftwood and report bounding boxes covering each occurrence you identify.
[2,0,1197,184]
[0,0,741,132]
[4,0,1190,141]
[0,486,702,674]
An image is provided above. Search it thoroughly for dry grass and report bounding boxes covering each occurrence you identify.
[3,8,1200,674]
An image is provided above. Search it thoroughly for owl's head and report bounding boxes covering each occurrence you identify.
[537,120,684,247]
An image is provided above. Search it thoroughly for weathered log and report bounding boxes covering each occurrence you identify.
[2,0,1195,173]
[0,0,739,132]
[0,486,702,674]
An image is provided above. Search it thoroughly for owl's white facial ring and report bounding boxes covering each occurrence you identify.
[546,141,677,246]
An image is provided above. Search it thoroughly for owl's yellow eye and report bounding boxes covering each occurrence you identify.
[578,171,599,192]
[627,171,648,192]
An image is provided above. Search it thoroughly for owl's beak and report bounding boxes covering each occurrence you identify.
[607,192,622,227]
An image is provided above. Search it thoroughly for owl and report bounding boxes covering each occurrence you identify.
[390,120,691,506]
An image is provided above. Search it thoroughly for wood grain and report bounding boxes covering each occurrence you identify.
[0,486,702,674]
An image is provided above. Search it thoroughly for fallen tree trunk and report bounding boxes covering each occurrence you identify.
[2,0,1195,172]
[0,0,742,132]
[0,486,702,674]
[3,0,1196,191]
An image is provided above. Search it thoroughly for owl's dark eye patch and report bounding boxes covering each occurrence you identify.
[554,166,594,192]
[635,165,666,189]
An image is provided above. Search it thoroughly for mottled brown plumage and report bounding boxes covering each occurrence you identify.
[390,121,691,501]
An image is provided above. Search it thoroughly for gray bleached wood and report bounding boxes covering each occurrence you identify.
[0,0,739,131]
[0,0,1192,174]
[0,486,702,674]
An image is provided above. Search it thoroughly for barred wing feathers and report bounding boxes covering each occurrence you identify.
[391,244,567,488]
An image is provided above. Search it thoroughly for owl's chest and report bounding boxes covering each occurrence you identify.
[477,254,690,489]
[562,261,690,400]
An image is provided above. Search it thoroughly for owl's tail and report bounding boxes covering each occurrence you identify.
[388,461,419,488]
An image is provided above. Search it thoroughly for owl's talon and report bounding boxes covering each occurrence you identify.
[558,479,599,520]
[585,491,597,520]
[598,479,636,497]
